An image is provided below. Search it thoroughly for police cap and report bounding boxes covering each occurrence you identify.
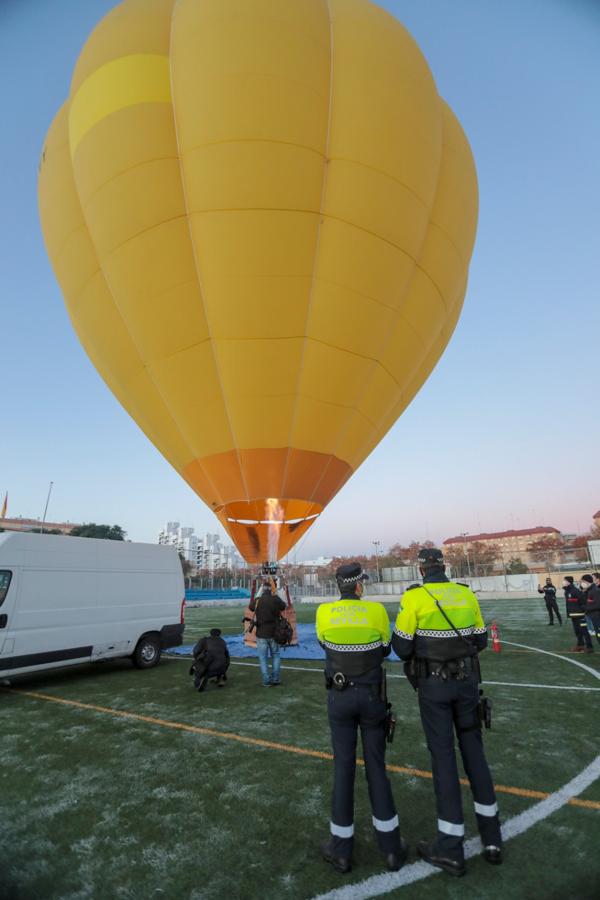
[417,547,445,566]
[336,562,369,585]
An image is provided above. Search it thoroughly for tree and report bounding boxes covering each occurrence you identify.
[387,540,435,566]
[387,544,410,564]
[567,535,591,563]
[443,544,471,578]
[506,558,529,574]
[376,552,400,569]
[69,523,126,540]
[178,552,194,580]
[526,536,564,570]
[191,567,211,588]
[470,542,501,576]
[212,566,235,588]
[324,555,372,577]
[444,541,500,577]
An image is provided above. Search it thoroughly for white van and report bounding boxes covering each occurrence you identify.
[0,531,185,679]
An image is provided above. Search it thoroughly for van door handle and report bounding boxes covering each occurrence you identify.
[0,615,7,628]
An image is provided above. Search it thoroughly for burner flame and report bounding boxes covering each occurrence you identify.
[264,497,284,560]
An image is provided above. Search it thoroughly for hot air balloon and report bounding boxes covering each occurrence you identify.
[39,0,477,563]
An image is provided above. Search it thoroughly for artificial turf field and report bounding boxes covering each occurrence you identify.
[2,598,599,900]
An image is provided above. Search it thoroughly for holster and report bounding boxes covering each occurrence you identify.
[403,658,421,690]
[478,690,492,729]
[324,671,350,691]
[380,671,396,743]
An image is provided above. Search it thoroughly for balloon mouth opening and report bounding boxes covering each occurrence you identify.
[214,498,323,563]
[224,513,320,525]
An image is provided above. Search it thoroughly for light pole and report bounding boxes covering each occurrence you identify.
[372,540,381,583]
[39,481,54,534]
[499,548,509,591]
[459,532,472,579]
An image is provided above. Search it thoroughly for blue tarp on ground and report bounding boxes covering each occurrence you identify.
[168,623,325,659]
[167,623,401,661]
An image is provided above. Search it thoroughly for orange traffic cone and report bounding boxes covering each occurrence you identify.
[490,621,501,653]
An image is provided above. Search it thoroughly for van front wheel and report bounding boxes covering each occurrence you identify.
[133,634,161,669]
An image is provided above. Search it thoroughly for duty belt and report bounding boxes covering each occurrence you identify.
[324,671,382,691]
[410,655,480,681]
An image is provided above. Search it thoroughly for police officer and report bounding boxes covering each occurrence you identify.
[583,573,600,646]
[537,577,562,625]
[392,548,502,876]
[316,562,406,874]
[563,576,593,653]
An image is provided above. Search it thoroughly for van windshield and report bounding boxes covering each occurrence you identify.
[0,570,12,606]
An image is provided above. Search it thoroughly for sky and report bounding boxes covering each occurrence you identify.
[1,0,599,561]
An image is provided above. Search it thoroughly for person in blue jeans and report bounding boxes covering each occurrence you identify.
[249,583,286,686]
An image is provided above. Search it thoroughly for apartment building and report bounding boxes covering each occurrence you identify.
[0,516,80,535]
[158,522,242,571]
[443,526,561,565]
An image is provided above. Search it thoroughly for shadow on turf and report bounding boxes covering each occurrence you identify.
[0,870,34,900]
[1,656,178,691]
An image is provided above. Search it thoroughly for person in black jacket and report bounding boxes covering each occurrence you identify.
[581,573,600,647]
[249,584,286,686]
[537,578,562,625]
[190,628,230,691]
[563,577,593,653]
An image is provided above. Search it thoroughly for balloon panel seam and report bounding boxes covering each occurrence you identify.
[279,0,334,498]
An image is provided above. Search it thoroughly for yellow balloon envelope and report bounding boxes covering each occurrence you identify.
[39,0,478,562]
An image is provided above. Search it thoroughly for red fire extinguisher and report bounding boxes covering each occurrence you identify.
[490,621,501,653]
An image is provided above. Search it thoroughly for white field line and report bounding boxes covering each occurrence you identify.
[168,657,600,692]
[310,641,600,900]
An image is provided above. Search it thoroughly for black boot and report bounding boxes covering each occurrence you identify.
[320,840,352,874]
[483,845,503,865]
[384,838,408,871]
[417,841,466,877]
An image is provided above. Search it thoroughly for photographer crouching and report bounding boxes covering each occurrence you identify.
[190,628,230,692]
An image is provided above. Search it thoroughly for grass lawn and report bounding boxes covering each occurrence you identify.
[1,598,599,899]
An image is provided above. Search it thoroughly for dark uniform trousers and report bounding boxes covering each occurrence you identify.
[589,612,600,645]
[545,596,562,624]
[570,617,593,649]
[328,682,400,859]
[418,672,501,860]
[194,660,226,688]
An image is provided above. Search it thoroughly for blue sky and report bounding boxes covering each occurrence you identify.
[1,0,599,559]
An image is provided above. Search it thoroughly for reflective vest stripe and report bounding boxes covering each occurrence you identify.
[323,639,386,652]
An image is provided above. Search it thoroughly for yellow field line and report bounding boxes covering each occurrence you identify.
[5,687,599,811]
